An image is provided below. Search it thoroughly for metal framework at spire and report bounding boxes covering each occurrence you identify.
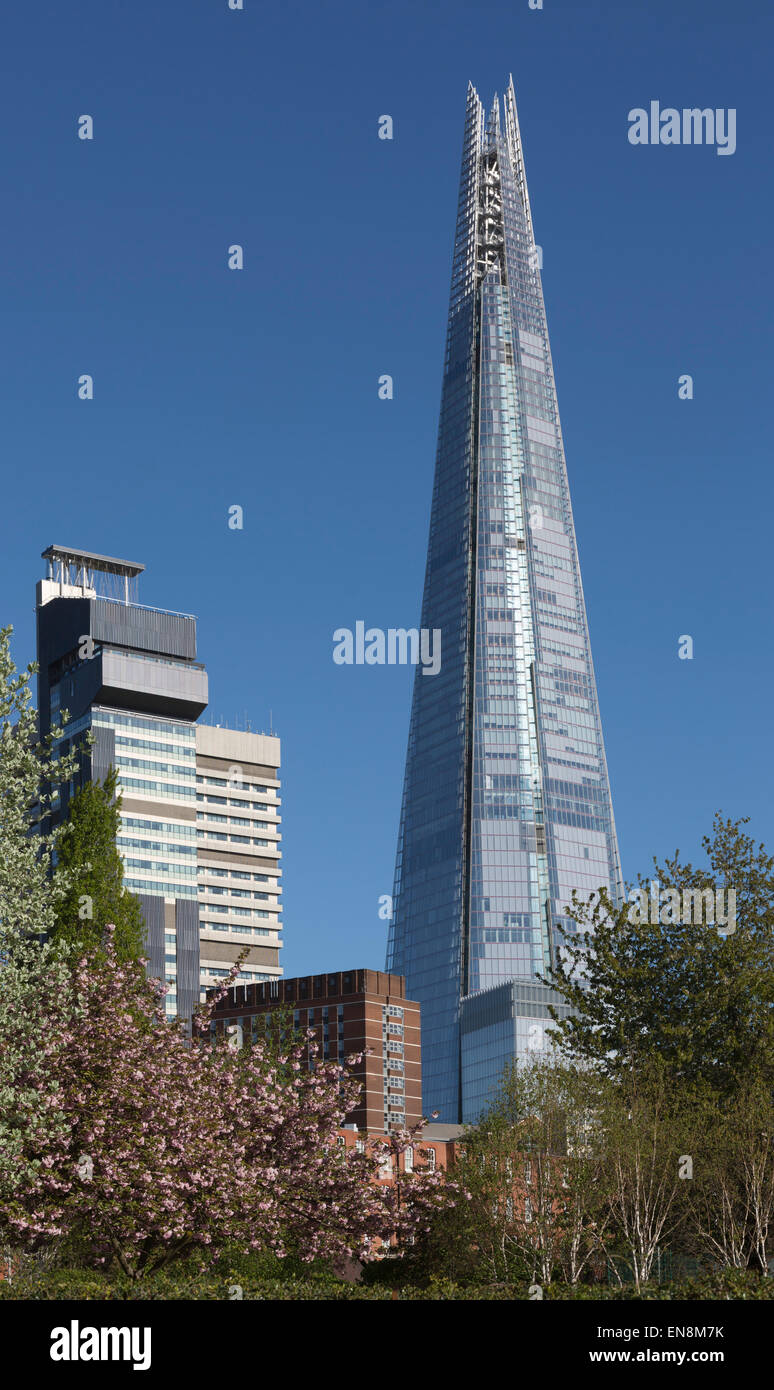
[451,79,538,300]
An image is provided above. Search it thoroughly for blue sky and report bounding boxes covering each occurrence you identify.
[1,0,771,976]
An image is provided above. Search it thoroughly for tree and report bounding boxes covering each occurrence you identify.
[416,1059,612,1286]
[0,930,460,1278]
[0,625,80,943]
[543,816,774,1096]
[682,1081,774,1273]
[0,626,82,1218]
[597,1061,696,1290]
[51,767,146,963]
[364,1122,467,1262]
[0,628,460,1275]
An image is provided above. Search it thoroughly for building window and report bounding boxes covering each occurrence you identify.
[404,1147,414,1173]
[424,1148,436,1172]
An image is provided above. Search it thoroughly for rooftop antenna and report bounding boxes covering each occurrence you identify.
[269,709,274,736]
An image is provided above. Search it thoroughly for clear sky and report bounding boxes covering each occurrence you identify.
[1,0,771,977]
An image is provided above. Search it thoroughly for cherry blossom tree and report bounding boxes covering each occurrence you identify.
[1,930,459,1278]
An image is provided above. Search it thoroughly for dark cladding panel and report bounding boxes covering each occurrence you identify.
[93,598,196,661]
[176,898,200,1030]
[139,893,166,984]
[90,723,115,786]
[98,650,208,719]
[37,594,200,735]
[36,597,93,735]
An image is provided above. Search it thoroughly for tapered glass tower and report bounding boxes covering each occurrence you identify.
[386,80,622,1122]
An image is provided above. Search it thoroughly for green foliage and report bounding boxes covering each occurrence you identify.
[678,1078,774,1273]
[402,1057,773,1288]
[0,625,81,946]
[536,1271,774,1301]
[543,815,774,1095]
[596,1058,699,1289]
[407,1058,612,1287]
[1,1266,771,1300]
[0,627,84,1210]
[51,766,146,963]
[210,1244,340,1283]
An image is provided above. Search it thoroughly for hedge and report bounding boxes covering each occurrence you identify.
[0,1268,771,1300]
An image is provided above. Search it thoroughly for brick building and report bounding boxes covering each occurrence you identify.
[212,968,421,1133]
[336,1121,465,1177]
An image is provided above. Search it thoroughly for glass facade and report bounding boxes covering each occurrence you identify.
[387,81,621,1121]
[58,706,199,1020]
[460,979,572,1122]
[93,708,198,902]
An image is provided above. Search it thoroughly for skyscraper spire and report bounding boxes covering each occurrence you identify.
[504,75,535,248]
[387,82,622,1122]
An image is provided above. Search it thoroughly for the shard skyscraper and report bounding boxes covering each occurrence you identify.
[386,80,622,1123]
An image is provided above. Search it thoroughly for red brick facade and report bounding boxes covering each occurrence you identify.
[335,1123,462,1177]
[212,968,421,1133]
